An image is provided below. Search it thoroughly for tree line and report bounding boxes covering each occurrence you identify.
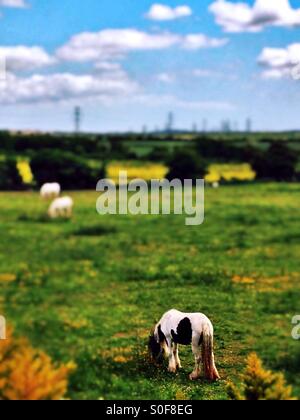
[0,131,299,190]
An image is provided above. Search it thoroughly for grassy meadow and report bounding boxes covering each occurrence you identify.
[0,183,300,400]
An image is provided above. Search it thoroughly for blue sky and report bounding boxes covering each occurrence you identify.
[1,0,300,132]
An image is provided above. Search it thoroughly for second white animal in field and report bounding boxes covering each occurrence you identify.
[212,182,219,189]
[40,183,61,199]
[48,196,74,219]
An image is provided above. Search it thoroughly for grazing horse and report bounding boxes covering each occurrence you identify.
[40,183,61,200]
[149,309,220,381]
[48,196,74,219]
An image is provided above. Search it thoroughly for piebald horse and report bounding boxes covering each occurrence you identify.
[149,309,220,381]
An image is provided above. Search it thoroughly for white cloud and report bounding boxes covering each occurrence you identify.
[56,29,227,62]
[0,69,234,111]
[94,61,123,72]
[56,29,179,62]
[156,72,175,83]
[210,0,300,32]
[0,0,27,17]
[0,46,56,71]
[260,68,290,80]
[192,69,220,78]
[0,0,27,7]
[258,44,300,79]
[0,29,227,105]
[156,68,231,84]
[146,4,192,21]
[258,45,300,68]
[0,71,138,104]
[182,34,228,49]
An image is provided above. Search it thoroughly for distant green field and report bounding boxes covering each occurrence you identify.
[0,184,299,400]
[123,140,188,158]
[122,133,300,157]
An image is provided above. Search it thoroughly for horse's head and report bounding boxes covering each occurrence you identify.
[148,328,163,362]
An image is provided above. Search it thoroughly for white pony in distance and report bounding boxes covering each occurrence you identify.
[48,196,74,219]
[40,183,61,199]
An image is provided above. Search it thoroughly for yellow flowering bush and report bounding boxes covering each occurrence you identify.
[17,160,34,185]
[228,353,296,400]
[0,327,75,400]
[206,163,256,183]
[107,161,168,184]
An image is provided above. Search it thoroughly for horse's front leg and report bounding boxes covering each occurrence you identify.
[166,340,177,373]
[173,343,182,369]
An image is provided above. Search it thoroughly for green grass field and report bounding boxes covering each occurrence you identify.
[0,184,300,400]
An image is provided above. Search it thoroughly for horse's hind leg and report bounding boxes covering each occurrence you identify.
[189,343,201,380]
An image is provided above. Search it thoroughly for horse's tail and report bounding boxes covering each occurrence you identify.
[201,324,220,381]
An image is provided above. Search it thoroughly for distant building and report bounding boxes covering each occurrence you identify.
[221,120,231,133]
[166,112,174,133]
[74,106,82,134]
[246,118,252,133]
[142,125,148,134]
